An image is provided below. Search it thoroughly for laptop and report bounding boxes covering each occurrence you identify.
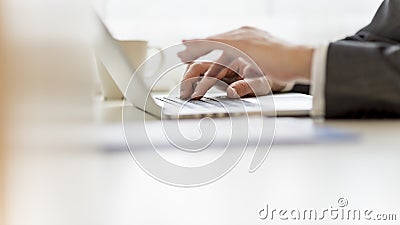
[93,16,312,119]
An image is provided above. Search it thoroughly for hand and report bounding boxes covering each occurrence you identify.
[178,26,314,99]
[180,61,288,99]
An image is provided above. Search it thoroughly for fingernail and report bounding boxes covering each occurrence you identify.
[180,91,187,99]
[227,86,240,98]
[190,91,202,100]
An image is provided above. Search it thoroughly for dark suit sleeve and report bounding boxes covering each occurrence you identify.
[325,0,400,118]
[291,84,310,95]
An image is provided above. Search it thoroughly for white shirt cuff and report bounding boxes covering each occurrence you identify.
[281,81,296,92]
[310,44,329,117]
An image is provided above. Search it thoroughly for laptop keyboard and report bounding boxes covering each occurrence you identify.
[155,96,256,109]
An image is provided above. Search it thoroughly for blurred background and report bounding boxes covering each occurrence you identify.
[4,0,382,45]
[0,0,388,225]
[96,0,381,45]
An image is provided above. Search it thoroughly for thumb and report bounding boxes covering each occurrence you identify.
[227,80,252,98]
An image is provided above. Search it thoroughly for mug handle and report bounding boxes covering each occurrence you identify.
[144,45,171,91]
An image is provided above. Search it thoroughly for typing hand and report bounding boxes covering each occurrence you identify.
[179,61,287,100]
[177,26,314,100]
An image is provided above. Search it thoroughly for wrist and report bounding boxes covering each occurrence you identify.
[289,46,315,81]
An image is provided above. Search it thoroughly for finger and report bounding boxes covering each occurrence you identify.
[213,66,240,90]
[180,63,210,99]
[227,80,252,98]
[242,65,271,96]
[190,76,218,100]
[217,57,247,84]
[225,59,270,98]
[191,56,248,99]
[222,57,248,77]
[191,54,234,99]
[227,77,271,98]
[205,53,233,77]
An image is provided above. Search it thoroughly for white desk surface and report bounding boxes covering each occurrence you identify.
[6,97,400,225]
